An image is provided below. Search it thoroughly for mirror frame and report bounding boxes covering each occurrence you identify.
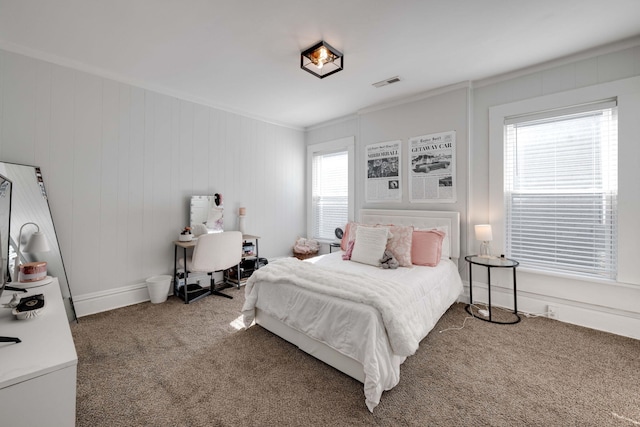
[0,162,77,322]
[0,173,11,297]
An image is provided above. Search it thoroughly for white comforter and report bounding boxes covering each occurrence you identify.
[241,253,463,411]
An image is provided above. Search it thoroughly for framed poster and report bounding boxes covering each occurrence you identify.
[408,131,456,203]
[365,140,401,203]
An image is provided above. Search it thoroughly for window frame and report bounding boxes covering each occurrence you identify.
[502,101,618,280]
[306,136,355,242]
[488,77,640,286]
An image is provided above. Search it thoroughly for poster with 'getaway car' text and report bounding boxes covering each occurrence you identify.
[409,131,456,203]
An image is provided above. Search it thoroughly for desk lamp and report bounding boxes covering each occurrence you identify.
[475,224,493,258]
[13,222,50,283]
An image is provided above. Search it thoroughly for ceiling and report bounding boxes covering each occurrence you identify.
[1,0,639,129]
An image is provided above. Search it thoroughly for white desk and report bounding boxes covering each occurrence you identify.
[0,278,78,426]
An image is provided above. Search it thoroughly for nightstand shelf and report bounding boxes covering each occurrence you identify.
[175,282,211,303]
[226,234,261,288]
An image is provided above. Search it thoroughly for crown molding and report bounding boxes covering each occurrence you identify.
[305,113,359,132]
[357,81,471,116]
[472,35,640,90]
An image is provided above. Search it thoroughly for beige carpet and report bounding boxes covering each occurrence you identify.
[71,287,640,426]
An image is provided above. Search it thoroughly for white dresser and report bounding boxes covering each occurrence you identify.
[0,278,78,426]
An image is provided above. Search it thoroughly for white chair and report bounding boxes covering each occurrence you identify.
[179,231,242,301]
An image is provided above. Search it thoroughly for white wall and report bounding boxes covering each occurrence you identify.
[472,43,640,339]
[306,86,470,260]
[358,86,469,259]
[307,42,640,339]
[0,49,306,316]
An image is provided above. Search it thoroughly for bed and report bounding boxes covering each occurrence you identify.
[242,209,463,411]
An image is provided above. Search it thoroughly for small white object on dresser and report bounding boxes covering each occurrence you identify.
[0,277,78,426]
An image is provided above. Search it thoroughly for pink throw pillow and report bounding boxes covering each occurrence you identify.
[342,240,355,260]
[412,229,445,266]
[340,222,359,251]
[384,225,414,267]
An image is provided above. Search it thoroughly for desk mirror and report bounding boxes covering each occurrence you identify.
[0,162,76,322]
[190,194,224,235]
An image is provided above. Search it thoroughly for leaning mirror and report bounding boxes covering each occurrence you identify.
[0,162,76,322]
[0,174,11,294]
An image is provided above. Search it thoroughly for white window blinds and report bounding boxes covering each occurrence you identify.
[312,150,349,240]
[504,99,618,280]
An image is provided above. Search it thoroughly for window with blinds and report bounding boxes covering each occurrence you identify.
[311,150,349,240]
[503,99,618,280]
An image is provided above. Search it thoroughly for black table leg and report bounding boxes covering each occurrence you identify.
[469,263,473,304]
[183,247,188,304]
[173,245,178,298]
[513,267,518,315]
[487,267,492,322]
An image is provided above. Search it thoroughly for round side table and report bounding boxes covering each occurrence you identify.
[465,255,520,325]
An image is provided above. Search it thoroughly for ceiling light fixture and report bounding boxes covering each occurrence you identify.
[300,41,343,79]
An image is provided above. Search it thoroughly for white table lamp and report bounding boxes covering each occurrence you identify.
[475,224,493,258]
[13,222,51,282]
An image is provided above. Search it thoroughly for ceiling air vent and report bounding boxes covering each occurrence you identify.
[372,76,401,88]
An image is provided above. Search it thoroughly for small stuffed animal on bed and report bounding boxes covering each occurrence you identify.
[379,250,399,269]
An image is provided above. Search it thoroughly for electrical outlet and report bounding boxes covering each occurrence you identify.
[548,305,558,319]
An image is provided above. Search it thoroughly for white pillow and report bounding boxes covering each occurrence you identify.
[350,226,390,266]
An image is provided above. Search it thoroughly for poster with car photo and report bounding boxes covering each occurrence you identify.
[365,140,402,203]
[408,130,456,203]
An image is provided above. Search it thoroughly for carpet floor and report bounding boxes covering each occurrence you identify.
[71,286,640,426]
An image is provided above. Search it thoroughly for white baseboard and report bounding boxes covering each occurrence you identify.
[75,278,639,341]
[459,282,640,340]
[73,282,152,317]
[73,272,223,317]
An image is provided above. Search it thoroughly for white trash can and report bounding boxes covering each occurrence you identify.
[146,275,172,303]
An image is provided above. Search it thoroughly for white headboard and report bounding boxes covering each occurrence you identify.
[359,209,460,261]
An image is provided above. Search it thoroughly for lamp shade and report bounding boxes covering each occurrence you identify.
[474,224,493,242]
[23,231,50,253]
